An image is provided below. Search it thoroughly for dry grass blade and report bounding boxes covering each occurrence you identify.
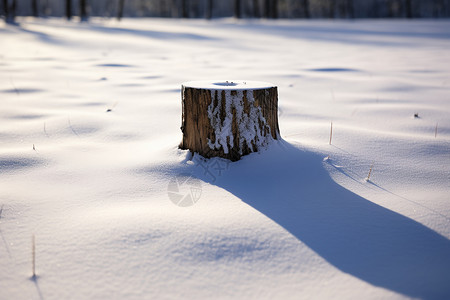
[32,234,36,278]
[329,122,333,145]
[365,163,374,181]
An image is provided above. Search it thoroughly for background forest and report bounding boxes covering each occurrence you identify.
[2,0,450,21]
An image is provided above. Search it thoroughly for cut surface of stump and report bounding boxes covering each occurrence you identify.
[179,80,280,161]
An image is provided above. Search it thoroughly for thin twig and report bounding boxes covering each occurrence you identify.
[0,228,12,259]
[68,117,79,137]
[43,122,49,138]
[106,101,118,112]
[10,76,20,96]
[0,205,12,259]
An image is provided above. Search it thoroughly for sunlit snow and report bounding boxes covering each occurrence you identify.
[1,17,450,300]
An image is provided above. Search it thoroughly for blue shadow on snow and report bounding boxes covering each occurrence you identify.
[187,140,450,300]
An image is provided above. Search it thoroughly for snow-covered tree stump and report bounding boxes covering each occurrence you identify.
[179,80,280,161]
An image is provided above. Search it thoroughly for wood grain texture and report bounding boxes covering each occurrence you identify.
[179,85,279,161]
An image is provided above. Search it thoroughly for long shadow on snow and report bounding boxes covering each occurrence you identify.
[76,24,219,41]
[188,140,450,299]
[239,21,450,47]
[4,24,68,46]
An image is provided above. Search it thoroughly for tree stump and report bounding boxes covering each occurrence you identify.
[179,80,280,161]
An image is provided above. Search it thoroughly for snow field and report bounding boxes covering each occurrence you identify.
[1,18,449,299]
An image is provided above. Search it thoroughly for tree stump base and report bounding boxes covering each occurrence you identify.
[179,80,280,161]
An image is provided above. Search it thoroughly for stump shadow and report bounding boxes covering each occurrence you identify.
[191,140,450,299]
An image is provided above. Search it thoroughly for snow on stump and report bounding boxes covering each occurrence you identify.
[179,80,280,161]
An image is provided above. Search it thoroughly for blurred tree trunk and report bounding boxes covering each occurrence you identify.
[117,0,124,20]
[80,0,87,21]
[2,0,8,20]
[302,0,310,18]
[264,0,269,18]
[272,0,278,18]
[347,0,355,18]
[6,0,16,23]
[234,0,241,18]
[103,0,114,18]
[432,0,444,17]
[387,0,394,17]
[387,0,402,18]
[170,0,177,17]
[264,0,277,18]
[32,0,38,17]
[42,0,49,16]
[192,0,200,17]
[405,0,412,18]
[252,0,259,18]
[337,0,354,18]
[205,0,212,19]
[157,0,166,17]
[182,0,188,18]
[329,0,336,18]
[66,0,72,20]
[181,0,188,18]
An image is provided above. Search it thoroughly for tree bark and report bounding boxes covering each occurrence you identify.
[180,81,280,161]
